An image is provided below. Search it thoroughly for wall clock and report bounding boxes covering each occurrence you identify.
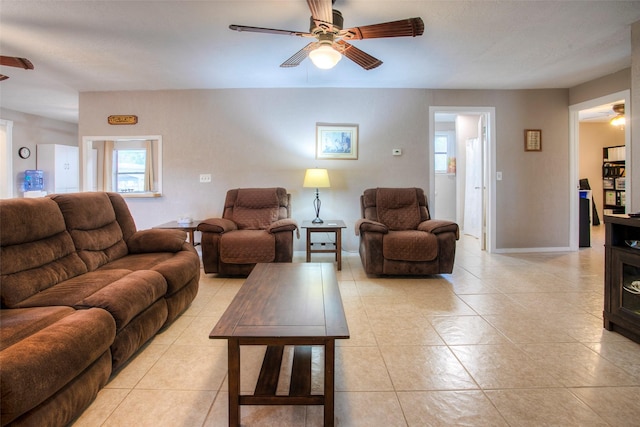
[18,147,31,159]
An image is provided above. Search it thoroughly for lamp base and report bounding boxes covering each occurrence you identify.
[312,217,324,224]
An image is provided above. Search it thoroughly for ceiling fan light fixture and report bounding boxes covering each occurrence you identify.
[309,44,342,69]
[610,103,625,127]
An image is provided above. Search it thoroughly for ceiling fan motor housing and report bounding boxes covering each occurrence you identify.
[310,9,343,33]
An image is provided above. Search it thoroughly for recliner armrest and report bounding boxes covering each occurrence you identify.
[268,218,298,234]
[355,218,388,236]
[197,218,237,234]
[418,220,460,239]
[127,229,187,253]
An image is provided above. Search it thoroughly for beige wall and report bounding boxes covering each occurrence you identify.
[579,122,625,221]
[0,108,78,195]
[79,88,571,252]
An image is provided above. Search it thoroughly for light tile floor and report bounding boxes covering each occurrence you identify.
[73,226,640,426]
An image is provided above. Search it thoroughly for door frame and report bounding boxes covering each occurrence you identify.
[568,90,631,251]
[429,106,496,253]
[0,119,14,199]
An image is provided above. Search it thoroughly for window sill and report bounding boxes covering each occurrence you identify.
[120,192,162,198]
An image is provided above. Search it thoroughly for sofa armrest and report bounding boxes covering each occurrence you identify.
[355,218,388,236]
[197,218,237,234]
[127,229,187,253]
[418,220,460,239]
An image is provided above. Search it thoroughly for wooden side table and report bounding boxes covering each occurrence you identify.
[301,220,347,270]
[152,220,202,246]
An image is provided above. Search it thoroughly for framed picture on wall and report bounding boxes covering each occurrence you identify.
[524,129,542,151]
[316,123,358,160]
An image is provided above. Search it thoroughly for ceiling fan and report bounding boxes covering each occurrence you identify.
[229,0,424,70]
[0,55,34,81]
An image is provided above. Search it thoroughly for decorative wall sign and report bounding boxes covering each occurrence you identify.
[524,129,542,151]
[108,115,138,125]
[316,123,358,160]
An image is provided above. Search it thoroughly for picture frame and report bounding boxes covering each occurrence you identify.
[316,123,358,160]
[524,129,542,151]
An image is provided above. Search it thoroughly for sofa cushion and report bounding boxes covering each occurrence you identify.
[232,188,280,230]
[220,229,275,263]
[383,230,438,262]
[0,197,87,308]
[0,307,115,426]
[376,188,422,231]
[50,192,129,271]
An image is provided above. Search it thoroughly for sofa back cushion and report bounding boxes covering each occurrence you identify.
[0,198,87,307]
[223,188,289,230]
[50,192,129,270]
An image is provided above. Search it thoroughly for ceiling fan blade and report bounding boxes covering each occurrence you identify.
[229,24,311,37]
[340,17,424,40]
[335,40,382,70]
[280,42,319,67]
[0,56,34,70]
[0,74,9,81]
[307,0,333,27]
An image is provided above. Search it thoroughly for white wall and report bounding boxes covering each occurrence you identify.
[79,88,576,252]
[0,108,78,196]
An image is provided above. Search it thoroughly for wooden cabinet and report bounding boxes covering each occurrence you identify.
[36,144,79,194]
[602,145,625,214]
[604,215,640,343]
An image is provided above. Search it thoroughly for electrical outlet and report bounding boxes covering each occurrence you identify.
[199,174,211,183]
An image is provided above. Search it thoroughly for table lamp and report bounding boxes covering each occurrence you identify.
[303,168,331,223]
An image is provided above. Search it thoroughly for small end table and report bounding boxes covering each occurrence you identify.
[301,220,347,270]
[152,220,202,246]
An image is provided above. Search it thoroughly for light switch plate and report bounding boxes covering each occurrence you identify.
[199,174,212,183]
[496,171,502,181]
[392,148,402,156]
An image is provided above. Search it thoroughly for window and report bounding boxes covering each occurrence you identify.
[115,149,146,192]
[435,133,455,174]
[82,136,162,197]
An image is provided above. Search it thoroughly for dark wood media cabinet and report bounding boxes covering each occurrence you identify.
[604,214,640,343]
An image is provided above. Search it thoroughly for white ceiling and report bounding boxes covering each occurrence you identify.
[1,1,639,124]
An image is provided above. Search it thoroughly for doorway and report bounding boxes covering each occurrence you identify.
[569,90,631,250]
[429,107,496,253]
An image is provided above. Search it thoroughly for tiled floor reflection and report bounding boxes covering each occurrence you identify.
[73,226,640,426]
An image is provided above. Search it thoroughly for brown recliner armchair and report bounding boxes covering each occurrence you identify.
[197,188,298,276]
[356,187,459,275]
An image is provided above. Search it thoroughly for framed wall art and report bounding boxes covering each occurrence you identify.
[524,129,542,151]
[316,123,358,160]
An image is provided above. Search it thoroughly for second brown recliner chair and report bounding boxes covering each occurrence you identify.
[356,187,459,275]
[198,187,298,276]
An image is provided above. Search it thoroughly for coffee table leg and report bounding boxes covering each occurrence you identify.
[336,229,342,271]
[228,338,240,427]
[324,340,335,427]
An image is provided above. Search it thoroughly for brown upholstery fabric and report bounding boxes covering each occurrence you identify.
[232,188,280,229]
[127,229,187,253]
[220,230,275,263]
[0,308,115,426]
[383,230,438,261]
[376,188,422,231]
[50,192,128,270]
[0,198,87,308]
[357,188,458,276]
[199,188,296,275]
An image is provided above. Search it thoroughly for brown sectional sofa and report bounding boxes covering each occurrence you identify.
[0,192,200,426]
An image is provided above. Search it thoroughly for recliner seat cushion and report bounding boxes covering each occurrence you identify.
[376,188,422,231]
[383,230,438,262]
[220,230,275,263]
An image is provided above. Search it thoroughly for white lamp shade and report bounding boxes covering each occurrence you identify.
[303,168,331,188]
[309,45,342,69]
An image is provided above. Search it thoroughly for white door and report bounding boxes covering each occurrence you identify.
[464,137,482,238]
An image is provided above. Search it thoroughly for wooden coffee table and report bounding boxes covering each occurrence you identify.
[210,263,349,426]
